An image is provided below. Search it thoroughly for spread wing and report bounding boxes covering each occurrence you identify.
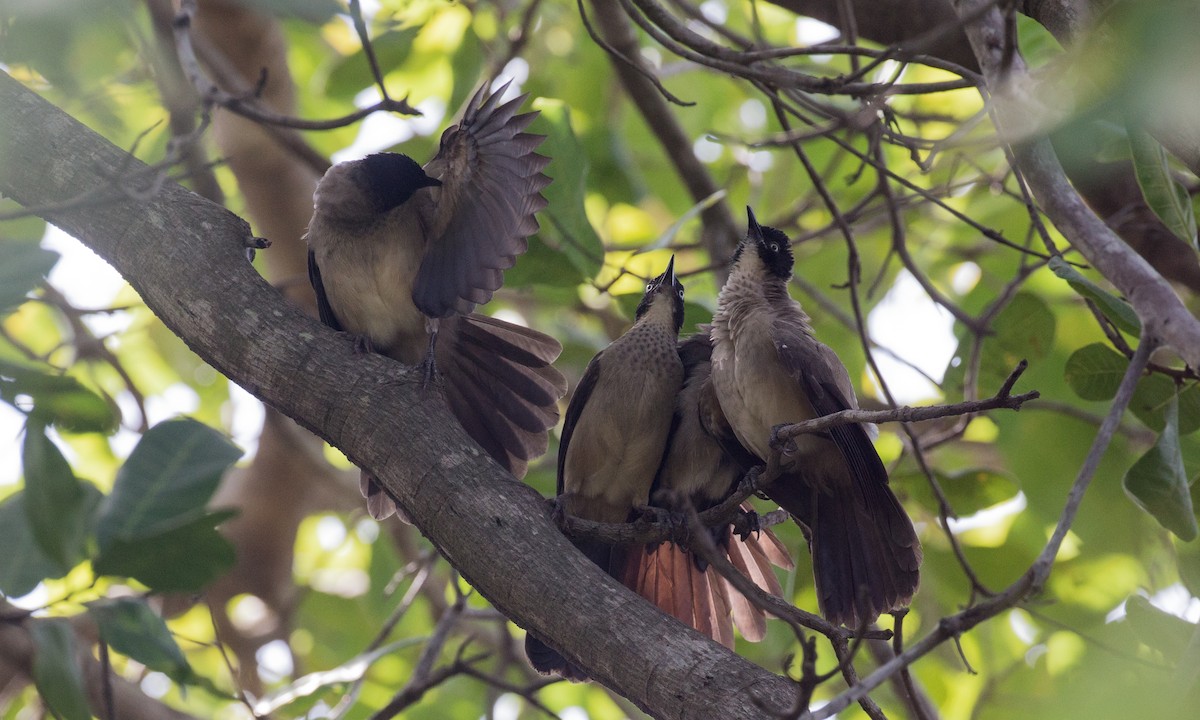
[556,352,603,495]
[413,81,551,319]
[307,247,343,331]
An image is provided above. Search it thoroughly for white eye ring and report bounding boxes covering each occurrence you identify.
[677,288,684,298]
[769,243,779,252]
[646,283,654,291]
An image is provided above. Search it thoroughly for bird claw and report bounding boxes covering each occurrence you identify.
[548,497,569,532]
[350,333,376,354]
[769,422,797,454]
[732,507,761,541]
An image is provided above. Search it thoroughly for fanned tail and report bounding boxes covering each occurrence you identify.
[438,313,566,477]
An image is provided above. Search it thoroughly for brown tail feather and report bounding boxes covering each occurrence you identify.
[767,473,921,627]
[437,314,566,479]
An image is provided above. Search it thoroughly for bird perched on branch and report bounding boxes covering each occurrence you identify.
[526,258,791,680]
[305,81,566,519]
[627,331,793,645]
[524,256,687,681]
[709,207,921,628]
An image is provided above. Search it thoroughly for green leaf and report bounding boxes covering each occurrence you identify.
[1049,257,1141,336]
[1064,343,1128,401]
[1130,375,1200,434]
[93,510,237,592]
[30,619,91,720]
[899,468,1021,517]
[87,598,194,683]
[1177,537,1200,600]
[1124,395,1198,540]
[0,493,68,597]
[1125,594,1197,661]
[1129,127,1198,247]
[21,423,93,569]
[530,99,604,281]
[0,237,58,317]
[0,359,119,433]
[992,292,1056,359]
[95,418,241,550]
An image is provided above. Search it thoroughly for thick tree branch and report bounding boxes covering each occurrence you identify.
[0,71,796,720]
[952,0,1200,367]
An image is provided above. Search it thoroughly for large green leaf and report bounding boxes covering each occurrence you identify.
[1128,127,1198,248]
[21,423,95,569]
[0,493,67,597]
[0,359,118,433]
[93,510,237,592]
[1064,343,1128,401]
[30,619,91,720]
[1123,395,1198,540]
[95,418,241,549]
[530,99,604,281]
[0,237,57,317]
[87,597,194,683]
[1131,375,1200,434]
[1049,257,1140,336]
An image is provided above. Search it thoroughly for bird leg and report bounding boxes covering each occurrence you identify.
[421,317,441,388]
[351,333,376,355]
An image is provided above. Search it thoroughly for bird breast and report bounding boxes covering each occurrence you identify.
[308,206,432,364]
[711,297,819,463]
[564,323,683,519]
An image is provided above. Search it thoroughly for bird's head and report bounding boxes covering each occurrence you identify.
[357,152,442,213]
[635,255,686,333]
[733,206,794,280]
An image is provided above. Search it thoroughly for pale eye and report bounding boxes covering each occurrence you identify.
[769,243,779,252]
[646,283,654,291]
[677,288,684,298]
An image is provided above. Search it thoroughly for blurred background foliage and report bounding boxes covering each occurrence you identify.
[1,0,1199,718]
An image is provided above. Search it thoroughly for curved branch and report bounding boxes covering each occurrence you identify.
[950,0,1200,367]
[0,71,796,720]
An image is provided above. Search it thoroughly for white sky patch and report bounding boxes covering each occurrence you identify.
[1107,583,1200,624]
[140,672,172,699]
[495,58,530,92]
[315,515,347,551]
[693,135,723,163]
[0,404,23,486]
[640,46,663,69]
[699,0,728,24]
[795,17,840,46]
[256,639,295,684]
[872,59,905,85]
[866,269,956,403]
[227,382,264,456]
[947,492,1027,534]
[331,91,446,164]
[490,694,521,720]
[739,98,767,130]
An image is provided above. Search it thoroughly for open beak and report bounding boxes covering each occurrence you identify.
[664,254,676,287]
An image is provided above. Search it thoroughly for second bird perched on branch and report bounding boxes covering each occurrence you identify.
[710,207,922,628]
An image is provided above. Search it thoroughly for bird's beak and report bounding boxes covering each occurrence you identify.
[664,255,676,287]
[746,206,764,243]
[423,176,443,188]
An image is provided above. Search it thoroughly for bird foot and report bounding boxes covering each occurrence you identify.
[731,507,761,541]
[769,422,798,455]
[349,333,376,354]
[547,497,569,532]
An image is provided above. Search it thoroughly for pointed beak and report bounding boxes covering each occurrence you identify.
[423,175,443,188]
[664,255,676,286]
[746,206,764,242]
